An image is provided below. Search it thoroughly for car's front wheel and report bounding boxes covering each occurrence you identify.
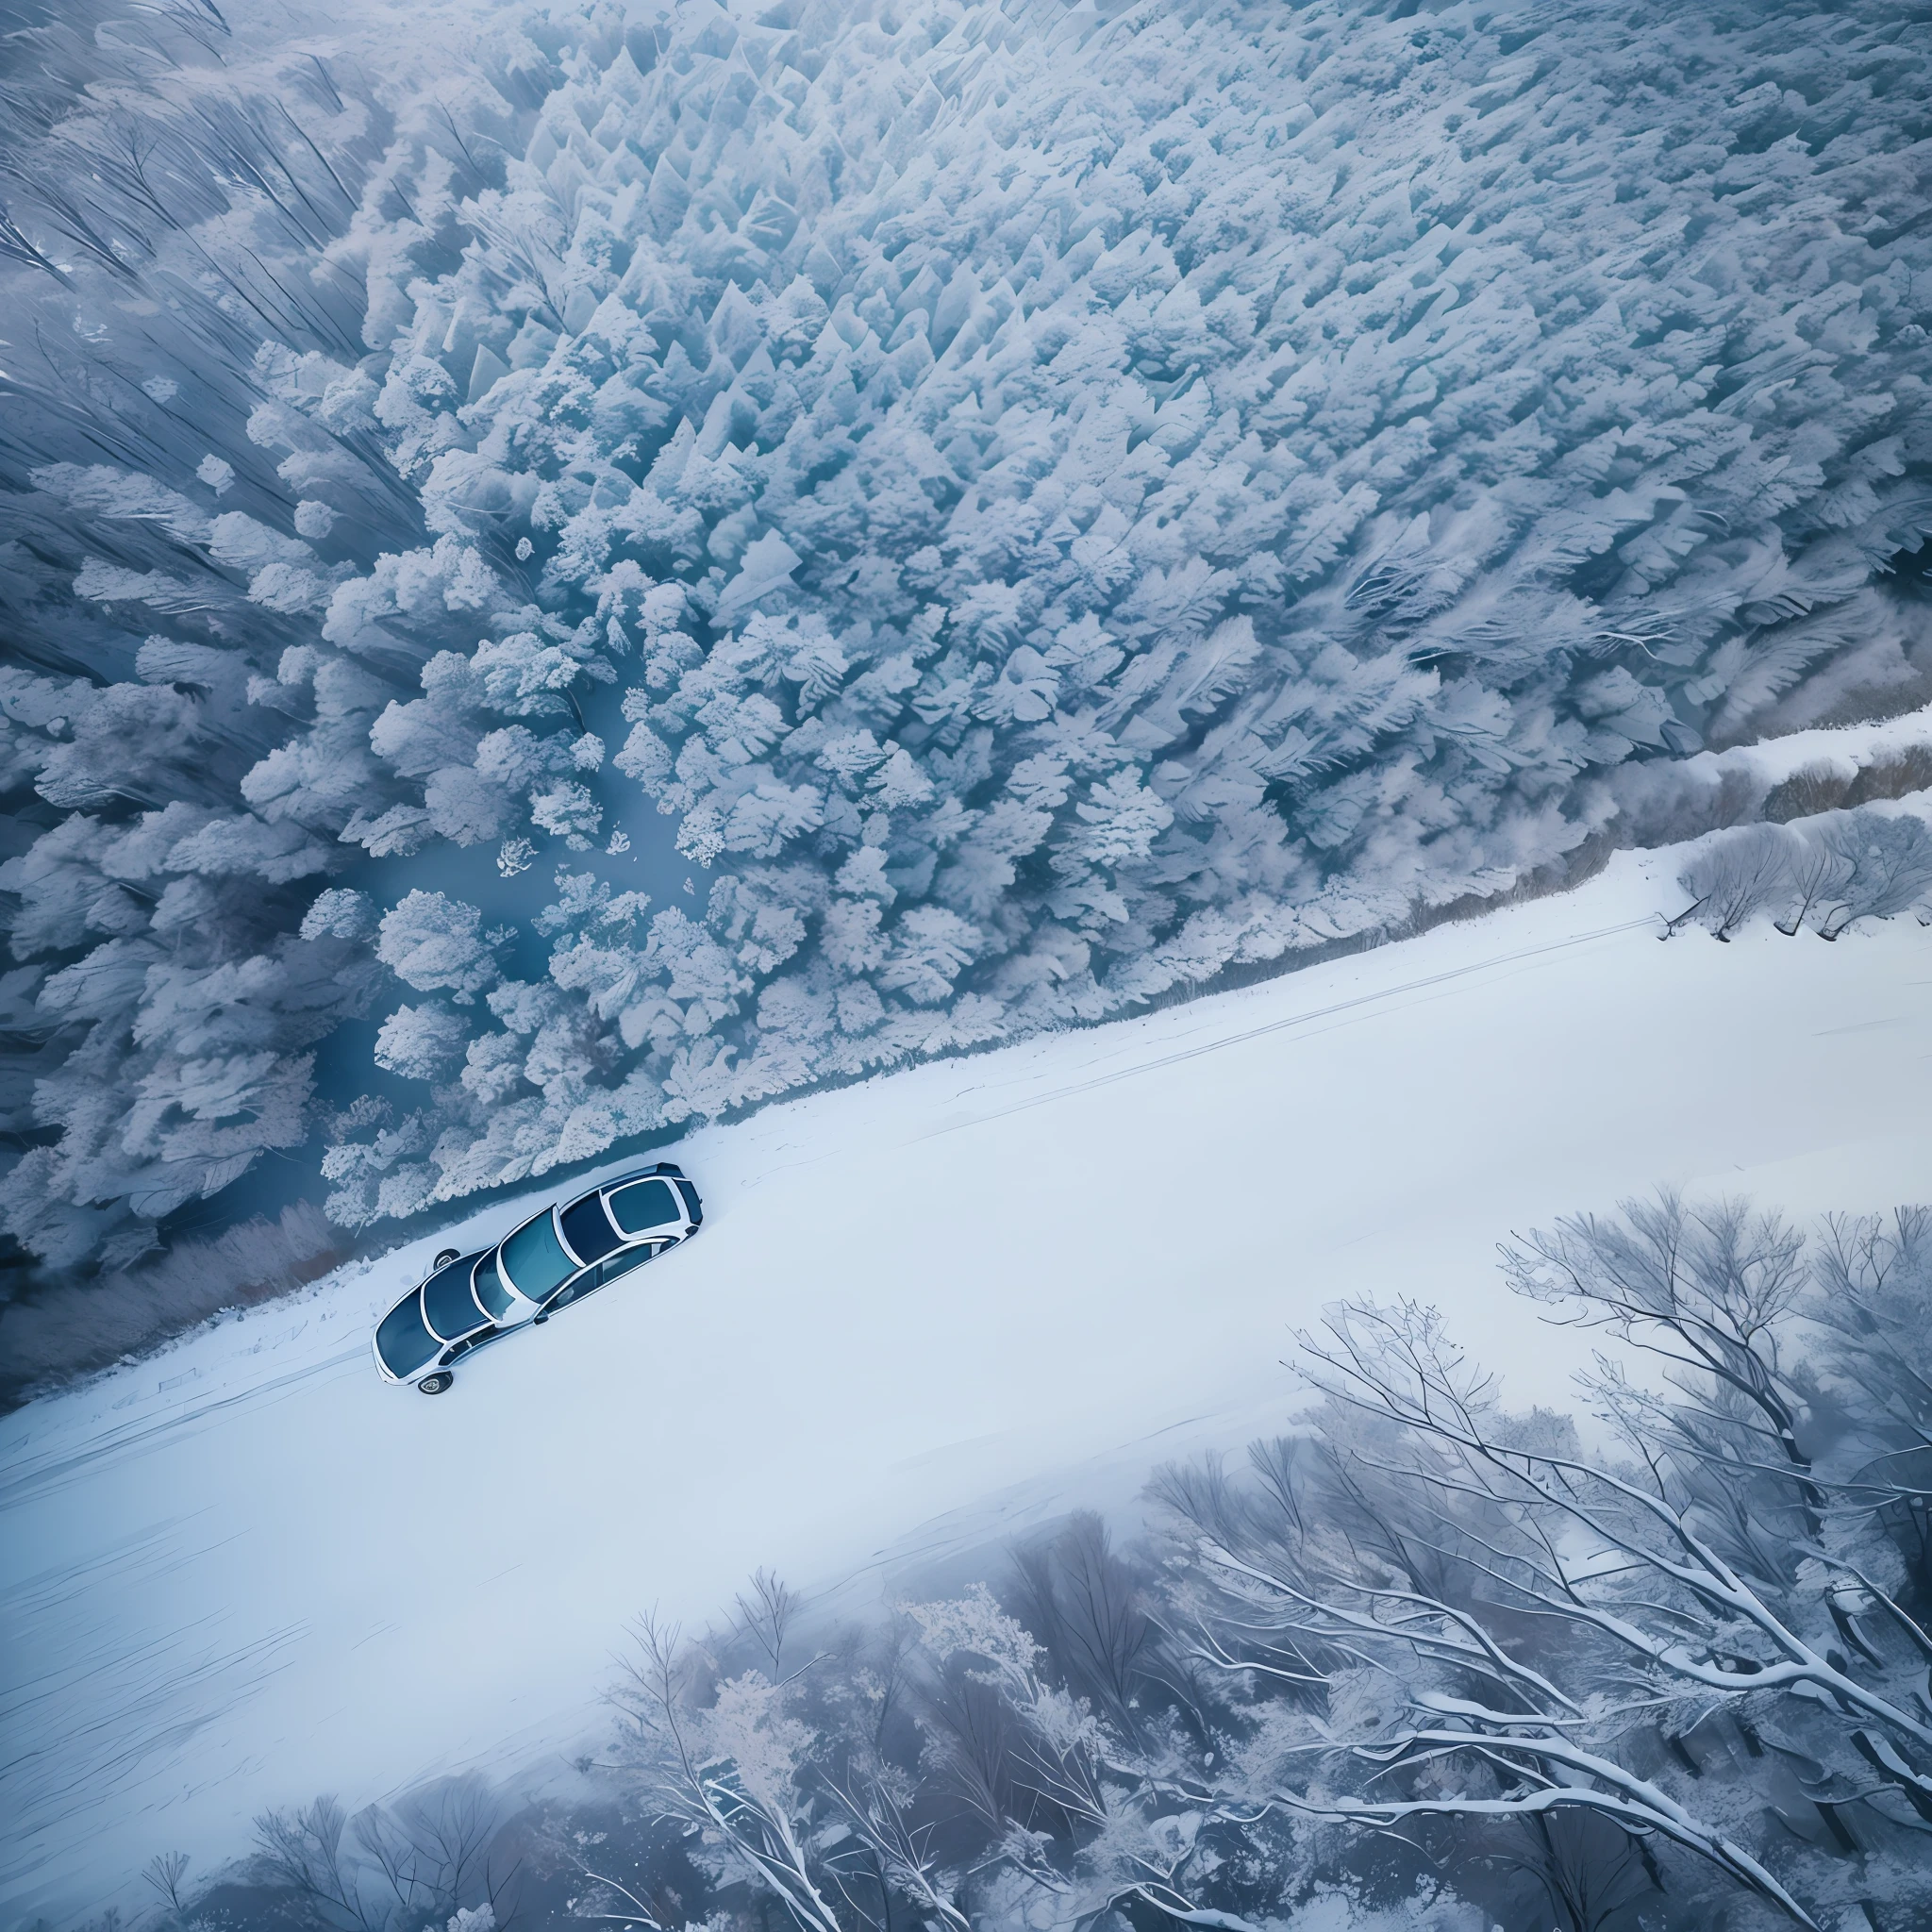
[417,1373,453,1394]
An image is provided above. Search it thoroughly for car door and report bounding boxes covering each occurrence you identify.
[591,1241,662,1291]
[539,1264,595,1316]
[541,1242,663,1320]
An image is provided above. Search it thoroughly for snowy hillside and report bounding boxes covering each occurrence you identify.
[3,839,1927,1926]
[4,0,1932,1288]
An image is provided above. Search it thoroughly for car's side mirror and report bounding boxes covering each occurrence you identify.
[533,1312,549,1325]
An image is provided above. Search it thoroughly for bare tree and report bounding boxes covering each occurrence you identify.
[351,1774,509,1925]
[1009,1511,1153,1740]
[733,1568,802,1675]
[1811,813,1932,938]
[141,1851,191,1919]
[253,1796,381,1932]
[1675,824,1797,941]
[895,1585,1256,1932]
[915,1664,1023,1832]
[1808,1209,1932,1592]
[1773,831,1852,936]
[255,1781,516,1932]
[1140,1181,1932,1928]
[0,199,69,280]
[1501,1191,1814,1498]
[1486,1811,1658,1932]
[394,1774,506,1914]
[1160,1309,1821,1924]
[817,1773,972,1932]
[612,1613,847,1932]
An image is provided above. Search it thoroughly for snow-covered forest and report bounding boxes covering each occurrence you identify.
[4,0,1932,1290]
[98,1191,1932,1932]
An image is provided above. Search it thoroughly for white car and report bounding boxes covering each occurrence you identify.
[373,1163,703,1392]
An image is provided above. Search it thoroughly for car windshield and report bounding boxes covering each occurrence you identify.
[609,1177,679,1236]
[473,1249,514,1320]
[422,1256,487,1341]
[375,1292,441,1379]
[499,1208,576,1300]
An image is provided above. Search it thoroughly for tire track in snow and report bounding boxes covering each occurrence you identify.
[1,1504,311,1893]
[2,1614,310,1894]
[0,1345,368,1509]
[913,916,1656,1141]
[0,917,1649,1511]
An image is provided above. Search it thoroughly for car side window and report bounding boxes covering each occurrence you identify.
[596,1244,657,1289]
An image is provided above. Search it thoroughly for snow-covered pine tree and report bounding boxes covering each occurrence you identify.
[5,0,1931,1265]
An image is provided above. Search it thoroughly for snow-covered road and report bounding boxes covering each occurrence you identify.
[4,845,1928,1925]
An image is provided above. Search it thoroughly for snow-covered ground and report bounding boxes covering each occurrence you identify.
[4,841,1929,1926]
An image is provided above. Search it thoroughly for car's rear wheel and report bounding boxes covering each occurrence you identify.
[432,1248,461,1268]
[417,1373,453,1394]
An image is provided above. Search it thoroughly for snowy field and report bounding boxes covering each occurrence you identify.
[4,841,1928,1927]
